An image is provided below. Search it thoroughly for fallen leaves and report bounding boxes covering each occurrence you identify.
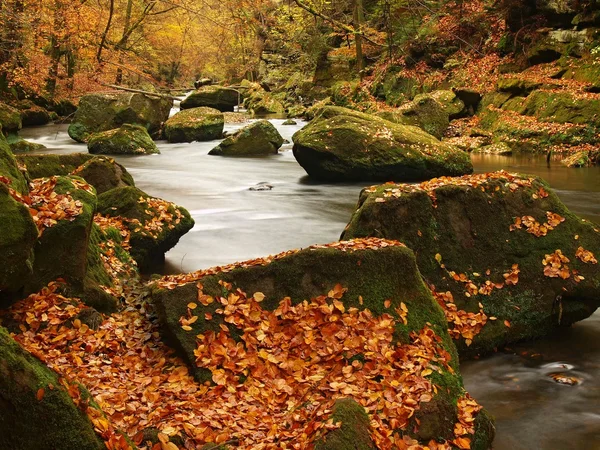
[432,289,487,345]
[510,212,565,237]
[575,246,598,264]
[542,250,571,279]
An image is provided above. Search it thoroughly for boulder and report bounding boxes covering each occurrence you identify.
[0,183,38,304]
[71,156,135,195]
[163,107,224,142]
[20,105,51,127]
[87,124,159,155]
[96,186,194,270]
[342,171,600,356]
[243,90,285,115]
[414,90,466,120]
[25,176,97,296]
[8,138,46,154]
[150,239,494,448]
[209,120,284,156]
[292,106,473,182]
[0,102,22,134]
[0,327,105,450]
[381,94,451,139]
[67,92,172,143]
[562,148,600,167]
[180,86,239,112]
[52,99,77,117]
[16,153,94,179]
[0,133,28,194]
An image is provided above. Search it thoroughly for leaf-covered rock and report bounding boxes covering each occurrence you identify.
[342,171,600,356]
[164,107,224,142]
[96,186,194,270]
[71,156,135,195]
[180,85,239,112]
[0,327,105,450]
[151,238,494,449]
[209,119,284,156]
[87,124,159,155]
[292,106,473,181]
[67,92,172,143]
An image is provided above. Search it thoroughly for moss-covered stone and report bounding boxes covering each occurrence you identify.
[315,398,376,450]
[0,327,105,450]
[0,183,37,303]
[68,92,172,143]
[71,156,135,195]
[209,120,284,156]
[88,124,159,155]
[243,90,285,116]
[164,107,224,142]
[20,105,51,127]
[96,186,194,270]
[180,86,239,112]
[393,96,450,139]
[0,102,22,134]
[415,90,466,119]
[16,153,94,178]
[150,240,494,447]
[0,133,28,194]
[52,99,77,117]
[292,106,473,182]
[561,149,600,167]
[25,176,96,295]
[342,172,600,357]
[516,90,600,126]
[8,137,46,154]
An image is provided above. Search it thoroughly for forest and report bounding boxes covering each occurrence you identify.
[0,0,599,449]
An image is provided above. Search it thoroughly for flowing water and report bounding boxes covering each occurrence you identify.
[20,120,600,449]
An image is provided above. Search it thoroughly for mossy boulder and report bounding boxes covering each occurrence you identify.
[209,120,284,156]
[0,133,28,194]
[25,176,97,296]
[87,124,159,155]
[150,239,494,447]
[0,102,22,134]
[68,92,172,143]
[0,183,38,303]
[0,327,105,450]
[71,156,135,195]
[414,90,466,120]
[292,106,473,182]
[243,91,285,116]
[180,86,239,112]
[16,153,94,179]
[20,105,51,127]
[562,149,600,167]
[164,107,224,142]
[52,99,78,117]
[8,137,46,154]
[515,91,600,126]
[96,186,194,270]
[342,172,600,357]
[394,96,450,139]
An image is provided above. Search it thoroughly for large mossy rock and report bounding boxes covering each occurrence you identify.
[180,85,239,112]
[0,102,22,134]
[150,239,494,448]
[8,138,46,154]
[87,124,159,155]
[20,105,51,127]
[243,90,285,116]
[342,171,600,356]
[0,133,28,194]
[0,183,38,303]
[25,176,97,295]
[209,120,284,156]
[67,92,172,143]
[0,327,105,450]
[16,153,94,179]
[71,156,135,195]
[292,106,473,182]
[164,107,224,142]
[96,186,194,270]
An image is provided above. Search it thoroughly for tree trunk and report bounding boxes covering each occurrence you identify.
[353,0,364,78]
[97,0,114,62]
[115,0,133,84]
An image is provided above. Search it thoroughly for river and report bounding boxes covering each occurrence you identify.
[20,120,600,449]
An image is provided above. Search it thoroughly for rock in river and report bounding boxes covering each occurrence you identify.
[87,124,159,155]
[342,171,600,357]
[180,85,239,112]
[164,107,224,142]
[209,120,284,156]
[292,106,472,182]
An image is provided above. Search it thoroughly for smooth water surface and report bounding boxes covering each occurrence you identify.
[20,121,600,449]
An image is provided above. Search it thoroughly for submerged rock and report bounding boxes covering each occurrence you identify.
[0,327,105,450]
[87,124,159,155]
[282,119,297,125]
[68,92,172,143]
[96,186,194,270]
[342,171,600,356]
[164,107,224,142]
[292,106,473,182]
[151,238,494,448]
[180,86,239,112]
[209,120,284,156]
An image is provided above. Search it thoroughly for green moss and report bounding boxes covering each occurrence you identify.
[164,107,224,143]
[0,102,22,134]
[73,156,135,195]
[0,134,28,194]
[0,327,105,450]
[180,86,239,112]
[17,153,95,179]
[88,124,159,155]
[209,120,284,156]
[315,398,376,450]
